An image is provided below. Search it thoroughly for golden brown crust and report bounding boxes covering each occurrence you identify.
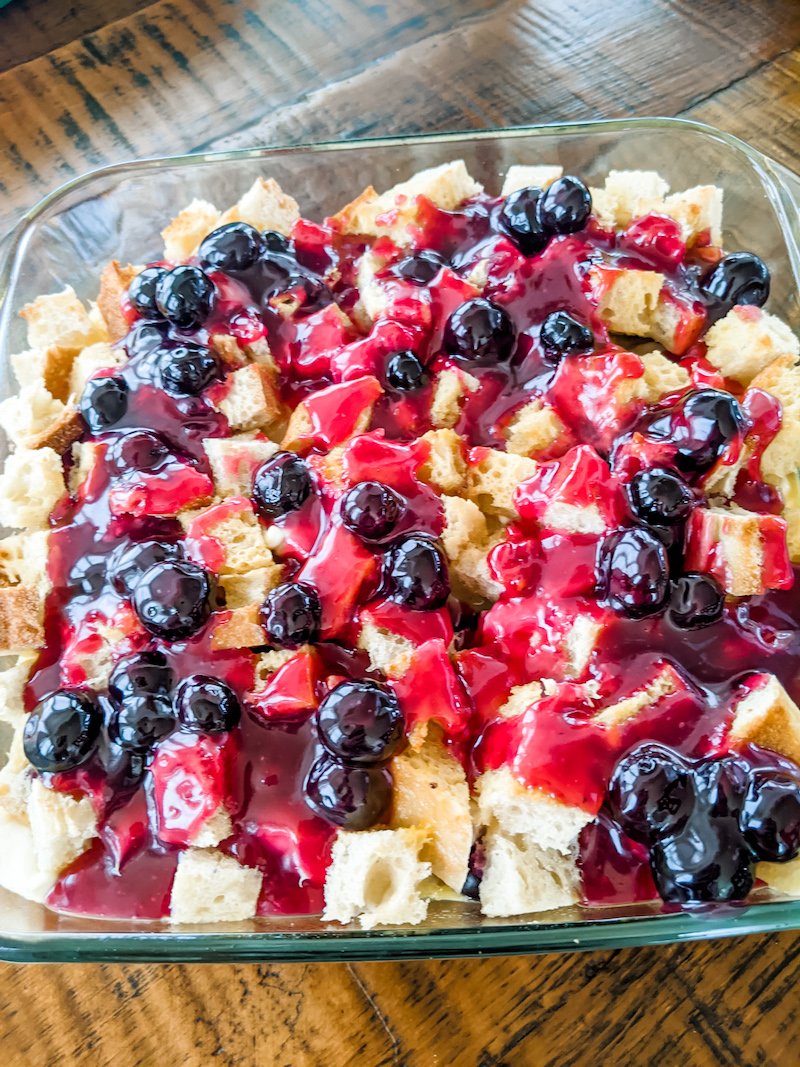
[211,606,266,651]
[25,404,84,454]
[0,585,45,652]
[98,262,140,342]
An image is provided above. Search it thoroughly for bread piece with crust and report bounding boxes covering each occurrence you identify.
[20,287,107,350]
[169,848,262,923]
[616,350,691,407]
[704,306,799,386]
[221,567,280,610]
[0,447,65,529]
[417,429,466,493]
[592,267,686,352]
[684,505,790,597]
[334,161,482,245]
[97,261,141,342]
[162,199,221,262]
[729,673,800,766]
[505,399,568,458]
[590,170,670,230]
[0,585,46,653]
[749,360,800,486]
[357,621,414,679]
[0,382,82,454]
[27,778,97,883]
[218,178,300,236]
[213,364,285,434]
[390,728,472,892]
[593,663,683,727]
[69,342,126,398]
[465,449,538,520]
[476,766,593,853]
[0,650,37,726]
[430,368,479,429]
[202,435,278,498]
[211,605,267,650]
[441,495,503,604]
[501,165,563,197]
[323,827,431,929]
[11,345,79,402]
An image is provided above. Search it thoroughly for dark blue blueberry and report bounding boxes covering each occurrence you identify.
[537,176,592,234]
[393,250,446,285]
[23,690,102,772]
[132,560,211,640]
[262,230,291,253]
[341,481,405,543]
[69,554,107,597]
[155,266,215,330]
[668,573,724,630]
[252,452,313,520]
[128,267,168,317]
[106,430,170,475]
[701,252,770,312]
[444,298,516,363]
[499,186,550,256]
[175,675,241,733]
[647,389,744,478]
[199,222,264,273]
[601,527,670,618]
[304,752,392,829]
[261,581,321,649]
[80,375,129,434]
[608,743,693,844]
[740,769,800,862]
[108,694,175,751]
[157,343,221,397]
[124,320,169,358]
[108,539,185,598]
[539,310,593,358]
[385,350,429,391]
[108,651,175,704]
[316,679,404,765]
[386,535,450,610]
[629,467,694,526]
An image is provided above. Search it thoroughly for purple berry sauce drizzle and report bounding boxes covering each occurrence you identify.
[19,175,800,919]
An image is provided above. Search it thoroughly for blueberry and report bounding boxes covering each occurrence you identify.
[651,818,754,905]
[132,560,212,640]
[261,582,321,648]
[304,752,392,830]
[608,743,693,844]
[108,538,185,597]
[668,573,724,630]
[106,431,170,475]
[393,250,446,285]
[252,452,313,520]
[341,481,405,543]
[108,651,175,704]
[648,390,744,477]
[69,554,107,597]
[701,252,770,312]
[444,298,516,363]
[155,266,215,330]
[128,267,168,317]
[385,350,429,391]
[198,222,264,273]
[498,186,550,256]
[157,343,221,397]
[108,694,176,751]
[23,690,102,773]
[124,320,168,358]
[539,311,594,358]
[740,769,800,862]
[101,740,148,794]
[629,467,694,526]
[386,535,450,610]
[262,230,291,253]
[600,527,670,618]
[175,675,241,733]
[80,375,129,434]
[316,679,404,765]
[537,176,592,234]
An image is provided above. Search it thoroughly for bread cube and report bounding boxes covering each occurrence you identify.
[497,681,546,719]
[161,199,221,262]
[684,505,791,597]
[0,382,82,454]
[748,361,800,486]
[476,766,592,854]
[27,778,97,883]
[616,350,691,407]
[169,848,262,923]
[211,605,267,650]
[0,585,45,653]
[430,368,479,428]
[501,165,563,197]
[662,185,723,245]
[729,673,800,766]
[355,248,391,323]
[213,364,285,435]
[97,261,141,341]
[357,620,414,678]
[479,828,581,917]
[417,429,467,493]
[504,399,568,458]
[465,448,538,520]
[221,567,280,610]
[589,170,670,230]
[0,723,32,818]
[322,827,431,929]
[441,495,503,604]
[11,345,78,402]
[218,177,299,236]
[705,306,799,386]
[20,286,106,350]
[593,663,684,727]
[0,650,37,726]
[202,435,278,498]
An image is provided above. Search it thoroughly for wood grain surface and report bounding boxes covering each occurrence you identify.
[1,1,800,1064]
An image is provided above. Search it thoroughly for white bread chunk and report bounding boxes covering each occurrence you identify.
[356,248,391,322]
[323,827,431,929]
[0,381,80,453]
[203,435,278,497]
[593,663,682,727]
[592,267,686,351]
[26,778,97,883]
[704,306,799,386]
[430,368,479,429]
[589,170,670,230]
[161,198,221,262]
[441,495,503,603]
[68,441,102,496]
[390,730,472,892]
[542,500,606,535]
[662,185,723,245]
[335,161,482,245]
[756,857,800,896]
[476,767,592,854]
[219,177,300,236]
[497,681,545,719]
[564,616,604,680]
[252,649,299,686]
[69,342,125,399]
[20,286,106,350]
[0,447,65,529]
[0,531,50,590]
[190,502,277,575]
[357,620,414,678]
[505,399,567,457]
[191,808,233,849]
[501,165,563,197]
[213,364,284,435]
[0,650,37,726]
[479,827,581,917]
[749,361,800,485]
[685,505,788,597]
[617,350,691,408]
[465,449,538,520]
[729,673,800,766]
[12,345,79,402]
[0,811,59,903]
[221,567,280,610]
[169,848,262,923]
[418,429,467,493]
[0,723,32,818]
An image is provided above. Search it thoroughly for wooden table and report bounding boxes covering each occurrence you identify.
[1,1,800,1063]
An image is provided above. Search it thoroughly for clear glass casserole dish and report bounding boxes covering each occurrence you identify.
[1,116,800,963]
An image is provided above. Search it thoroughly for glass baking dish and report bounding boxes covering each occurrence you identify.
[2,117,800,963]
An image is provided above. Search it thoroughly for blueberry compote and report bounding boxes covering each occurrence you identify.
[19,163,800,925]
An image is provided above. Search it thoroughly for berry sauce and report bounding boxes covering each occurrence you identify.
[23,183,800,920]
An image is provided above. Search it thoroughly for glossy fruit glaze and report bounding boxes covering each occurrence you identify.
[23,174,800,920]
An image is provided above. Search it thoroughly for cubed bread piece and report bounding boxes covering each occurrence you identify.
[505,399,568,458]
[476,766,592,854]
[189,500,277,575]
[661,185,723,245]
[616,350,691,408]
[68,441,102,496]
[501,165,563,197]
[221,567,280,610]
[97,261,141,342]
[593,663,683,727]
[0,650,37,726]
[20,286,107,350]
[161,199,221,262]
[355,248,391,323]
[756,857,800,896]
[0,722,32,817]
[0,811,59,904]
[211,605,267,651]
[169,847,262,923]
[705,306,799,386]
[563,615,604,680]
[589,170,670,230]
[441,495,503,604]
[478,827,581,917]
[357,620,414,679]
[322,827,431,929]
[334,161,482,245]
[592,266,675,343]
[218,178,299,236]
[252,648,298,685]
[418,429,467,493]
[729,673,800,766]
[390,730,472,893]
[27,777,97,882]
[0,382,82,454]
[465,449,538,521]
[0,531,49,590]
[430,368,479,429]
[0,447,65,528]
[191,808,234,849]
[69,342,126,399]
[497,681,545,719]
[213,364,285,434]
[684,505,790,597]
[748,361,800,486]
[11,345,78,402]
[203,435,278,497]
[0,585,45,652]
